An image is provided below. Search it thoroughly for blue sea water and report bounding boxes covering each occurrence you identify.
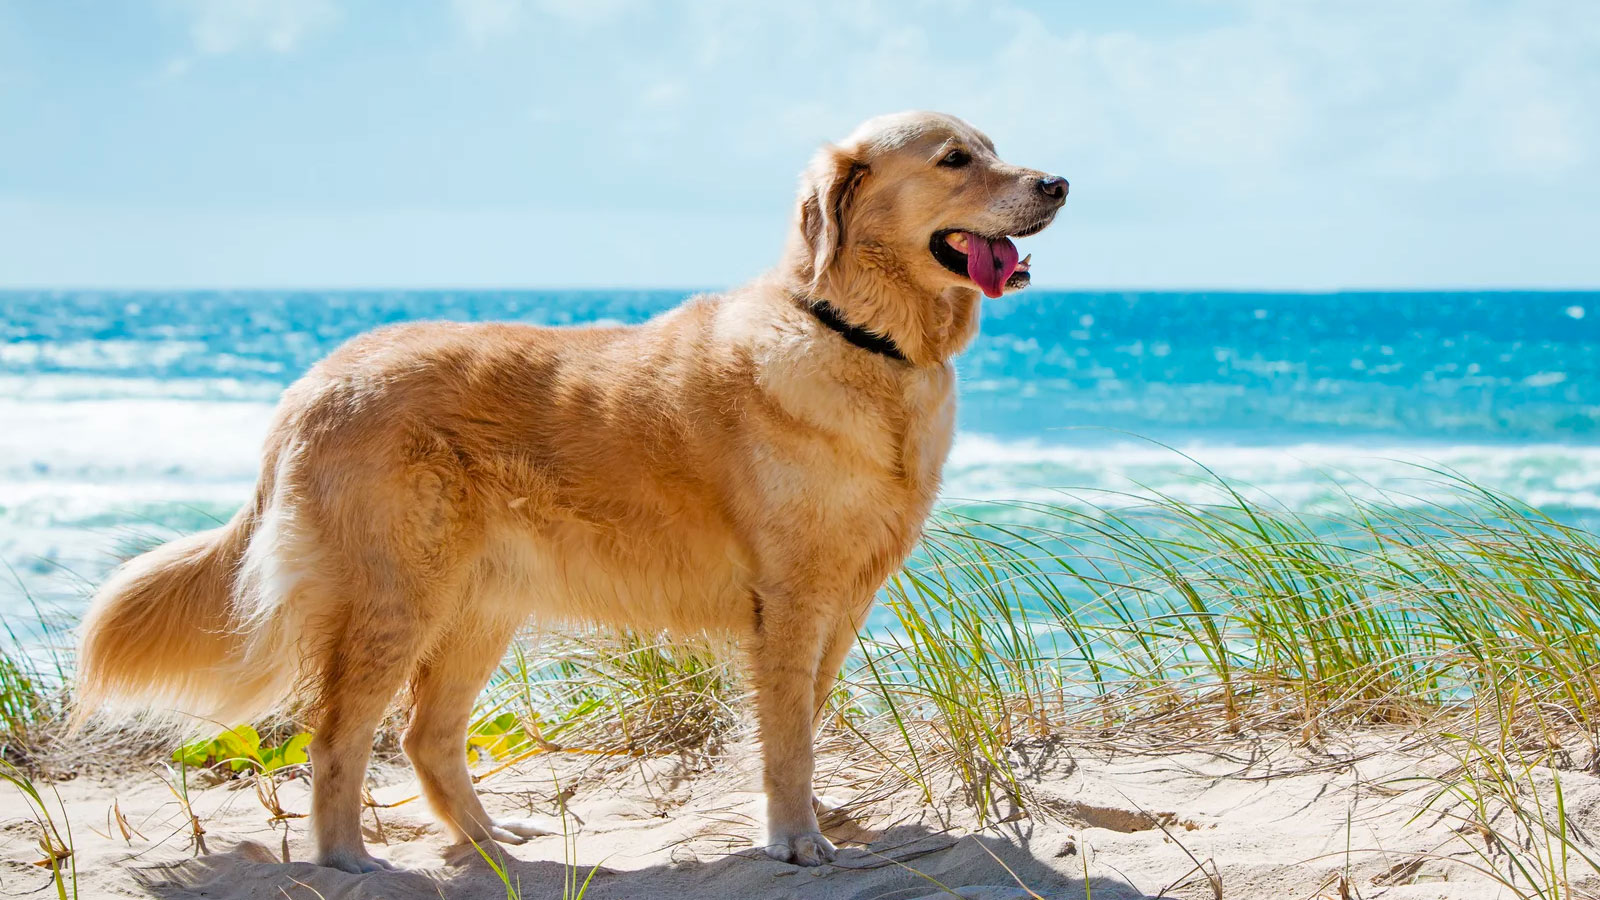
[3,289,1599,621]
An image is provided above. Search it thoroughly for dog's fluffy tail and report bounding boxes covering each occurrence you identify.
[73,499,294,733]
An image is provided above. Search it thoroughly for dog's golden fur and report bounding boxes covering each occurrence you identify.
[74,111,1065,871]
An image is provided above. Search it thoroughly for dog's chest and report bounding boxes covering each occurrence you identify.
[886,366,958,495]
[758,363,956,538]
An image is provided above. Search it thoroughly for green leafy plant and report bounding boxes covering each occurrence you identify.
[173,725,312,774]
[466,711,534,765]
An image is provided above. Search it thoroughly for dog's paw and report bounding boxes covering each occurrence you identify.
[764,831,836,867]
[489,818,555,844]
[813,794,849,814]
[316,848,396,873]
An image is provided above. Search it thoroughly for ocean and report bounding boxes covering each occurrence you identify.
[4,289,1599,625]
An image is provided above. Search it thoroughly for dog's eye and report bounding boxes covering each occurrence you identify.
[937,148,970,168]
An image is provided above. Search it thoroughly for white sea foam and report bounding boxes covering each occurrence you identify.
[0,392,274,615]
[0,396,275,483]
[0,339,209,371]
[0,374,284,402]
[943,433,1600,514]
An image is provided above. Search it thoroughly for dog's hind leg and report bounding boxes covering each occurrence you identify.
[404,613,551,847]
[306,581,440,873]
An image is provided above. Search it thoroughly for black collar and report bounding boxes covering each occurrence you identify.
[793,293,908,362]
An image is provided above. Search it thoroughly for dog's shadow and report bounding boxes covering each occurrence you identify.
[132,818,1159,900]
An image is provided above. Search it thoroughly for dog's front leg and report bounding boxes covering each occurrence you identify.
[747,588,836,866]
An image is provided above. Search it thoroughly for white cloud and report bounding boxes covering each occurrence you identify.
[432,0,1596,286]
[171,0,339,56]
[450,0,634,41]
[450,0,520,43]
[473,0,1596,186]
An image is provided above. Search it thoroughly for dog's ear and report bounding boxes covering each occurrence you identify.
[799,146,868,290]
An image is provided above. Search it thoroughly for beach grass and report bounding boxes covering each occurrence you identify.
[821,466,1600,895]
[816,472,1595,826]
[0,635,68,767]
[5,462,1600,895]
[0,759,77,899]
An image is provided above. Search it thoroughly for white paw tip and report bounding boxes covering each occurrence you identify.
[495,818,556,840]
[318,852,395,874]
[765,832,836,867]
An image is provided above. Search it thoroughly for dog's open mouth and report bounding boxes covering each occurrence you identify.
[930,218,1052,299]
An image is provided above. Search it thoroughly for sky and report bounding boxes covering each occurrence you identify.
[1,0,1597,290]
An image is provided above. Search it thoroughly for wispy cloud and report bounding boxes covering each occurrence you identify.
[450,0,634,42]
[515,0,1598,183]
[164,0,338,74]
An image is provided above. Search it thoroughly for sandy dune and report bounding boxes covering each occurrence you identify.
[5,728,1595,899]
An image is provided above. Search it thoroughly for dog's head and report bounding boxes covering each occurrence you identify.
[786,111,1067,363]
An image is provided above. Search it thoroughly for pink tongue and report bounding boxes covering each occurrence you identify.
[963,232,1019,298]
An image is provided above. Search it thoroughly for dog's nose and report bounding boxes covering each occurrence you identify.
[1037,175,1069,203]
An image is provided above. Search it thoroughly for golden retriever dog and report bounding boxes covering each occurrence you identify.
[73,111,1067,872]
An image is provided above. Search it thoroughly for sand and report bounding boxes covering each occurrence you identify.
[5,727,1597,900]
